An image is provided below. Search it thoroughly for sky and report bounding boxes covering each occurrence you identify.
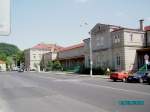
[0,0,150,50]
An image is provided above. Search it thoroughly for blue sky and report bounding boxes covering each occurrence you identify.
[0,0,150,50]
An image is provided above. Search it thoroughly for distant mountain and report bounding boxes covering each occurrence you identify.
[0,43,20,61]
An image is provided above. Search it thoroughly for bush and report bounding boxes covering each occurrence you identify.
[46,61,53,71]
[46,60,62,71]
[78,65,105,75]
[53,61,62,70]
[63,65,80,73]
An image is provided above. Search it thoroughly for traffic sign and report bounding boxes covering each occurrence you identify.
[144,54,149,60]
[0,0,10,36]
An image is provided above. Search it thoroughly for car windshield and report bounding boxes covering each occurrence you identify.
[134,72,145,76]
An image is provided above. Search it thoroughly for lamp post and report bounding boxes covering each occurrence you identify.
[80,22,93,76]
[89,32,93,77]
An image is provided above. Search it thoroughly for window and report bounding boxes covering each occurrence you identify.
[141,34,144,42]
[39,54,42,59]
[97,55,101,66]
[100,37,104,46]
[116,56,121,65]
[114,36,117,43]
[117,35,120,43]
[130,33,133,41]
[96,38,100,46]
[33,54,36,59]
[98,26,101,30]
[148,37,150,42]
[113,35,120,44]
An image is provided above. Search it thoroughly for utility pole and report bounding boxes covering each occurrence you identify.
[80,22,93,76]
[89,33,93,77]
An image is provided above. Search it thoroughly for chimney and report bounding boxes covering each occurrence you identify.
[139,19,144,31]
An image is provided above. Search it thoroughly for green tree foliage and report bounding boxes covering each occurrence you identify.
[15,51,25,63]
[6,56,13,65]
[53,61,62,70]
[0,43,24,68]
[0,43,20,59]
[0,53,7,61]
[46,60,62,71]
[46,61,53,71]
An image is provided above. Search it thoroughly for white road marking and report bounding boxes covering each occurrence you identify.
[28,74,150,96]
[31,74,58,80]
[79,82,150,96]
[54,79,80,82]
[0,98,13,112]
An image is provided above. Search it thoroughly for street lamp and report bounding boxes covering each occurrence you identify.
[89,34,93,77]
[80,22,93,76]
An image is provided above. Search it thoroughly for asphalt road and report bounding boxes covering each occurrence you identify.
[0,72,150,112]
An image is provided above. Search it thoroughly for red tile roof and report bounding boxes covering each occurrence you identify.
[0,60,5,64]
[59,43,84,52]
[32,43,63,51]
[144,26,150,31]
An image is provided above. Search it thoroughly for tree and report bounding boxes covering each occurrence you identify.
[46,61,53,71]
[0,43,20,58]
[14,51,25,66]
[53,61,62,70]
[0,43,23,69]
[6,56,13,70]
[0,53,7,61]
[46,60,62,71]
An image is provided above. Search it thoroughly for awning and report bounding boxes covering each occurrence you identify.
[136,48,150,52]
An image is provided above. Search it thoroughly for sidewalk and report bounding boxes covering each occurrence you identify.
[39,71,110,79]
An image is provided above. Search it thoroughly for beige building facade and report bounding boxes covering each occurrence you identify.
[58,43,84,68]
[24,43,62,71]
[24,48,51,71]
[147,30,150,47]
[0,60,6,71]
[83,38,90,67]
[84,22,147,71]
[41,52,58,69]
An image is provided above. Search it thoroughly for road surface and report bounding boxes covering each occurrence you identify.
[0,72,150,112]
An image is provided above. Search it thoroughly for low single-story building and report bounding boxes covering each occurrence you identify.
[58,43,85,69]
[0,60,6,71]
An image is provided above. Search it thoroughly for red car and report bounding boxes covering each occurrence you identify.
[110,72,129,82]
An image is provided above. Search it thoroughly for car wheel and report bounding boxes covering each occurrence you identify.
[122,78,127,82]
[113,79,116,82]
[139,78,143,83]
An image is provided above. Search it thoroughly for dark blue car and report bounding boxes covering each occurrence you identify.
[127,71,150,83]
[143,72,150,84]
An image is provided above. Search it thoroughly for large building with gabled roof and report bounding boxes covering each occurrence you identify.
[84,20,150,71]
[24,43,63,71]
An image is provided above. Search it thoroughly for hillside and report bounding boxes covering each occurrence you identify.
[0,43,20,61]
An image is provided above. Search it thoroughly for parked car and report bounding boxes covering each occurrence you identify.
[12,67,19,71]
[142,72,150,84]
[126,71,149,83]
[110,72,128,82]
[18,68,24,72]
